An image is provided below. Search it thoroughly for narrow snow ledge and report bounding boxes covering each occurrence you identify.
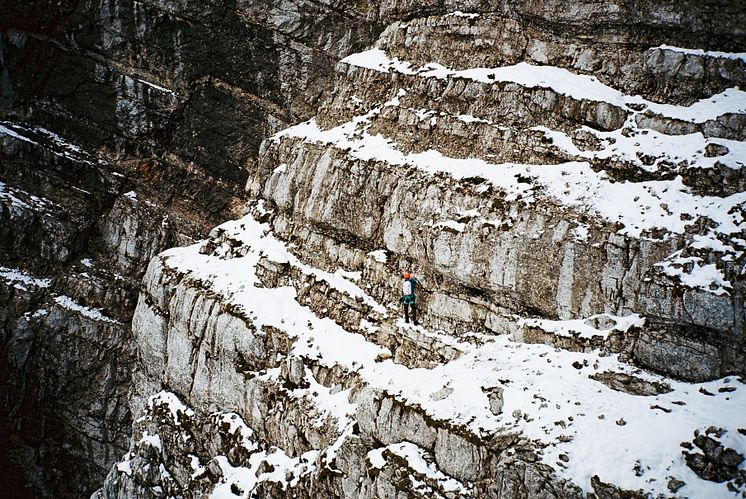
[655,44,746,63]
[134,76,175,95]
[534,124,746,172]
[0,121,104,165]
[445,11,479,19]
[340,49,746,123]
[54,295,121,324]
[518,314,645,340]
[0,181,58,215]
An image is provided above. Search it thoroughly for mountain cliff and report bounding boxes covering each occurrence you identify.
[1,1,745,498]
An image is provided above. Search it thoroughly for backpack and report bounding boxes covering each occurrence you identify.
[402,279,413,296]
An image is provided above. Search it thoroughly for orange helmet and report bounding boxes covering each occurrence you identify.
[403,272,411,279]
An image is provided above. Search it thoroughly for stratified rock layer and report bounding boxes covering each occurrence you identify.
[2,1,746,498]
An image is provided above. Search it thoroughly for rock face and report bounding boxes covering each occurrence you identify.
[2,1,746,498]
[0,0,381,496]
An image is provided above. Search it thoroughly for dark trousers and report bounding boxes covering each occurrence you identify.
[403,302,417,324]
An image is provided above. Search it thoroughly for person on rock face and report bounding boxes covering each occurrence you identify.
[401,272,418,325]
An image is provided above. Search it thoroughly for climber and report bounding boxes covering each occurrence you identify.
[401,271,418,325]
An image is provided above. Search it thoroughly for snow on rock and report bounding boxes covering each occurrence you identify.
[287,367,357,432]
[368,249,388,263]
[432,220,466,232]
[518,313,646,340]
[0,266,51,291]
[445,11,480,19]
[204,213,387,314]
[457,114,490,124]
[535,123,746,172]
[135,77,175,95]
[139,431,162,450]
[359,318,379,333]
[211,412,259,453]
[340,49,746,122]
[0,181,58,216]
[654,251,733,296]
[147,391,195,425]
[655,44,746,63]
[275,115,746,239]
[367,441,469,494]
[115,453,134,476]
[151,212,745,497]
[209,448,318,498]
[110,28,746,499]
[54,295,121,324]
[0,121,103,165]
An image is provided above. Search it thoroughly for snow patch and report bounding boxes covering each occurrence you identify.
[209,448,318,498]
[445,11,480,19]
[654,252,732,296]
[368,249,388,263]
[139,431,162,450]
[115,452,133,476]
[212,412,258,452]
[519,313,645,340]
[0,266,51,291]
[54,295,120,323]
[148,391,195,425]
[367,441,469,493]
[655,44,746,63]
[432,220,466,232]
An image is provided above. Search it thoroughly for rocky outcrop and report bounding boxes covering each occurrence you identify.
[96,4,746,497]
[2,1,746,498]
[682,428,746,487]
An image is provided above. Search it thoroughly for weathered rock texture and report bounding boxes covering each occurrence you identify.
[100,3,745,498]
[0,0,382,495]
[2,0,746,498]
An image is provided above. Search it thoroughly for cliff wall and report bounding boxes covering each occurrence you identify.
[1,1,745,497]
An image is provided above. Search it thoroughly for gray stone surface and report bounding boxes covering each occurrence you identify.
[1,0,745,497]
